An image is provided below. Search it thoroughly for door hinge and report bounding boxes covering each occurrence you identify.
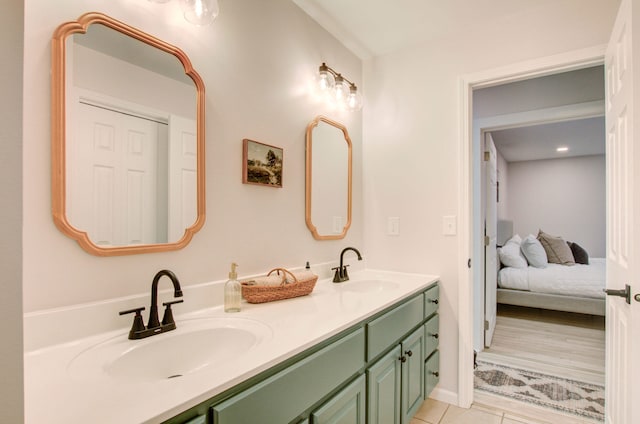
[483,151,490,161]
[484,235,490,246]
[484,320,489,331]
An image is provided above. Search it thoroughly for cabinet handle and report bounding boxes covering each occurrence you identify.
[431,333,439,339]
[405,350,413,357]
[431,371,439,377]
[429,298,439,305]
[399,355,407,363]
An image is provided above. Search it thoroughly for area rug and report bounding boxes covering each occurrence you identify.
[474,360,604,422]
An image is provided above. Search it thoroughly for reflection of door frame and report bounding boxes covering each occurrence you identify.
[457,45,606,408]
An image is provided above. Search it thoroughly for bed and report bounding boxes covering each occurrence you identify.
[495,221,606,316]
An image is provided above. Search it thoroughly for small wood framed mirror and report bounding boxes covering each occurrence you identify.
[305,116,352,240]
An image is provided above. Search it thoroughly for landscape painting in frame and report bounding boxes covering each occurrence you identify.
[242,139,283,188]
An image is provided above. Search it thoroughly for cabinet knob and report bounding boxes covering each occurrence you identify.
[429,298,439,305]
[431,333,439,339]
[399,355,407,363]
[431,371,439,377]
[405,350,413,357]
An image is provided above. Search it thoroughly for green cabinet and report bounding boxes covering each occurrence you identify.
[367,346,401,424]
[366,295,424,361]
[166,282,440,424]
[425,350,440,397]
[212,328,364,424]
[400,327,425,424]
[311,375,366,424]
[423,285,440,399]
[367,326,425,424]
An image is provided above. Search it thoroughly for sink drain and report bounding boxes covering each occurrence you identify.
[167,374,183,379]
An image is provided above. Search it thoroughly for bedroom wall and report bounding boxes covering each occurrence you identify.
[507,155,606,257]
[22,0,363,311]
[362,0,618,400]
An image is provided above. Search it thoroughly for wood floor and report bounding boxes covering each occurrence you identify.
[478,304,605,385]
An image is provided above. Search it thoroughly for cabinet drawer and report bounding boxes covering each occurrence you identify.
[424,314,439,359]
[311,375,366,424]
[367,295,424,361]
[424,350,439,398]
[212,328,365,424]
[424,284,439,319]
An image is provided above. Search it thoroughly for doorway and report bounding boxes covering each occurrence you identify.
[471,66,607,387]
[456,45,607,409]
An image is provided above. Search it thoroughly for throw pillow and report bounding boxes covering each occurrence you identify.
[537,230,575,265]
[567,241,590,265]
[521,234,548,268]
[498,235,528,269]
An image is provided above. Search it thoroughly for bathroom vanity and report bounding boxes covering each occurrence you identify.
[24,271,439,424]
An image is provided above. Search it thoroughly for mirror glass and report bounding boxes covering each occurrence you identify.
[52,13,205,256]
[305,116,352,240]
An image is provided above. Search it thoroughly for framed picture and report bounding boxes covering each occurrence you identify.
[242,139,283,188]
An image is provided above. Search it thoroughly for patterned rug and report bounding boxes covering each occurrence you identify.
[474,360,604,422]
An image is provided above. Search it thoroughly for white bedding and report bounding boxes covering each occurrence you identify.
[498,258,606,299]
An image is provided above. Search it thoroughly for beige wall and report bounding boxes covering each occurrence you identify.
[362,0,618,399]
[1,0,24,421]
[23,0,363,313]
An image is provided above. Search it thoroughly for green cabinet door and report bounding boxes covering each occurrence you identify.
[367,345,401,424]
[401,327,424,424]
[424,314,439,359]
[425,350,440,398]
[311,375,366,424]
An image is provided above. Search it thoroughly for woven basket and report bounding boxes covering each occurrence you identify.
[241,268,318,304]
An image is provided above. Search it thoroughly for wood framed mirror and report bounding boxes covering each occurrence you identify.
[51,12,206,256]
[305,116,352,240]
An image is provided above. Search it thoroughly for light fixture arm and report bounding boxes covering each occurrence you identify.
[320,62,358,89]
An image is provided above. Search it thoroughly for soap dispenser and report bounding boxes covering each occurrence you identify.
[224,262,241,313]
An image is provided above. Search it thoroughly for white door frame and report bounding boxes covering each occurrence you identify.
[457,45,606,408]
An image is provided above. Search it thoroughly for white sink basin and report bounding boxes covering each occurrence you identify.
[67,316,272,382]
[339,280,399,293]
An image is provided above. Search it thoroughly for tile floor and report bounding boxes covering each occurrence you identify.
[411,395,600,424]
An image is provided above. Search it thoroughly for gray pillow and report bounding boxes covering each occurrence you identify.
[567,241,589,265]
[521,234,548,268]
[537,230,575,265]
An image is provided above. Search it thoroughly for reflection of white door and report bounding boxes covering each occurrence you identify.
[72,102,162,246]
[604,0,640,422]
[168,115,198,242]
[483,133,498,347]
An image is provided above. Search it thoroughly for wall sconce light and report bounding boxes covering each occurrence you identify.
[148,0,220,26]
[317,62,363,112]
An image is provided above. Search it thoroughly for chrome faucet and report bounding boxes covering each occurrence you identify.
[119,269,184,340]
[332,247,363,283]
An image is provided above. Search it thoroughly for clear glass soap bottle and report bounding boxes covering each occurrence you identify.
[224,262,241,312]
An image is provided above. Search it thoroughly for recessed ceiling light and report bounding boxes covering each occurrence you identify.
[556,147,569,152]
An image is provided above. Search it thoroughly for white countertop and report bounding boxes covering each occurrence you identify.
[24,269,438,424]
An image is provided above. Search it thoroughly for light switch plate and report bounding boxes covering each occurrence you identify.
[387,217,400,236]
[332,216,343,234]
[443,215,457,236]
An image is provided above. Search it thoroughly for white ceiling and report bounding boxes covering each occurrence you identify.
[292,0,596,59]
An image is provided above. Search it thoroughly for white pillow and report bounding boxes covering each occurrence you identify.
[498,235,528,269]
[520,234,548,268]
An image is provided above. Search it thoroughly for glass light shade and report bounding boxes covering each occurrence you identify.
[346,86,363,111]
[316,67,335,92]
[334,75,350,107]
[181,0,219,25]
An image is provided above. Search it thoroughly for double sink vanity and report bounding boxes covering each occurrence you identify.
[36,11,441,424]
[25,270,439,424]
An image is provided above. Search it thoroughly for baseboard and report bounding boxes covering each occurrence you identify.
[428,387,458,406]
